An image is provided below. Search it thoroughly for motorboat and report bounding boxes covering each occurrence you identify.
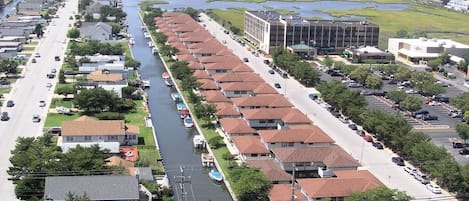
[129,38,135,45]
[152,47,158,55]
[193,135,206,149]
[183,117,194,128]
[208,169,223,182]
[164,78,173,87]
[179,108,190,119]
[148,41,154,47]
[141,80,150,88]
[170,92,182,102]
[162,72,170,79]
[176,103,186,111]
[201,153,214,167]
[144,32,151,38]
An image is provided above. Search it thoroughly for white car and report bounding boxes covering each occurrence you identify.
[338,115,350,124]
[32,114,41,123]
[46,83,52,88]
[426,184,442,194]
[403,166,417,176]
[34,53,41,57]
[428,101,441,106]
[39,101,46,107]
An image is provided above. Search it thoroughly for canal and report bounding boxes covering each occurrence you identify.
[122,1,233,201]
[1,0,22,18]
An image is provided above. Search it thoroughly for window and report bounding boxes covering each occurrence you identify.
[107,135,118,141]
[65,136,74,141]
[259,120,266,123]
[281,142,294,147]
[84,136,92,141]
[267,120,274,123]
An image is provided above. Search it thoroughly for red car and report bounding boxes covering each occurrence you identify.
[363,135,373,142]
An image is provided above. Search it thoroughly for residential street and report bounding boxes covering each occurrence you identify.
[199,13,456,200]
[0,0,77,199]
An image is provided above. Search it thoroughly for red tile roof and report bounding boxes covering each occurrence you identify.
[269,184,307,201]
[198,79,218,90]
[232,63,254,73]
[188,40,226,54]
[62,118,139,136]
[220,82,278,95]
[231,136,270,154]
[198,55,240,64]
[241,108,311,124]
[192,70,212,79]
[258,127,335,144]
[212,72,264,83]
[271,146,360,168]
[246,159,292,182]
[177,54,197,62]
[203,61,245,70]
[215,102,241,117]
[297,170,383,199]
[231,94,293,108]
[201,91,232,103]
[187,61,204,70]
[219,118,257,135]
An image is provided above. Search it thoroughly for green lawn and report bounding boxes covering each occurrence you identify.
[208,8,245,32]
[29,41,39,46]
[320,4,469,48]
[54,83,75,93]
[44,113,82,127]
[23,46,36,51]
[135,147,162,171]
[0,87,11,95]
[125,100,155,147]
[50,99,74,108]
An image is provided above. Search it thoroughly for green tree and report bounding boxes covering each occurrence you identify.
[67,28,80,38]
[181,75,201,91]
[159,44,178,57]
[350,65,371,84]
[109,22,121,35]
[365,75,383,91]
[395,66,412,81]
[451,93,469,112]
[456,124,469,144]
[59,70,66,83]
[439,51,451,65]
[170,61,191,80]
[208,136,225,149]
[323,56,334,67]
[73,87,120,113]
[154,32,168,44]
[421,84,445,96]
[410,71,434,92]
[0,60,19,74]
[125,58,141,68]
[465,111,469,122]
[400,96,422,112]
[182,7,200,19]
[194,103,217,123]
[34,24,44,38]
[386,90,408,104]
[232,167,270,201]
[347,186,412,201]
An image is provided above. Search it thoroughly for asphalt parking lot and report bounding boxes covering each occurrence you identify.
[319,69,469,164]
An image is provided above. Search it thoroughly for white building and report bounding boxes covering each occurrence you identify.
[388,37,469,64]
[445,0,469,12]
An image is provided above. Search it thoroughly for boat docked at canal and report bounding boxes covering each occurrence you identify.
[129,38,135,45]
[164,78,173,87]
[143,31,151,38]
[170,92,182,102]
[209,169,223,182]
[179,108,190,119]
[176,103,187,111]
[183,116,194,128]
[152,47,158,55]
[162,72,170,79]
[201,153,214,167]
[193,135,206,149]
[148,41,154,47]
[141,80,150,88]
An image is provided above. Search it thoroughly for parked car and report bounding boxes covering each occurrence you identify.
[51,69,57,73]
[404,166,417,176]
[47,73,55,78]
[274,83,281,88]
[392,157,405,166]
[0,79,10,85]
[412,110,429,118]
[263,60,270,65]
[426,184,442,194]
[1,112,9,121]
[414,172,430,184]
[32,58,37,63]
[32,114,41,123]
[363,135,373,142]
[372,141,383,149]
[34,53,40,57]
[421,114,438,121]
[242,57,249,62]
[360,90,373,96]
[348,82,362,88]
[47,127,62,135]
[6,100,14,107]
[433,94,449,103]
[268,69,275,74]
[39,100,46,107]
[449,110,463,118]
[338,115,350,124]
[460,147,469,155]
[348,124,358,130]
[356,130,366,137]
[46,83,52,88]
[54,56,61,61]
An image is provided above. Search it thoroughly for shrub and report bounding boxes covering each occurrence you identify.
[95,112,124,120]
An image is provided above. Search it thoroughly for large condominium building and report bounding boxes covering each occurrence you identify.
[445,0,469,12]
[244,10,380,54]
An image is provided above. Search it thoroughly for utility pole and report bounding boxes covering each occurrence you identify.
[291,165,296,201]
[174,166,191,201]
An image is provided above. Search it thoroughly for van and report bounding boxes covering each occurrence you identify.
[414,172,429,184]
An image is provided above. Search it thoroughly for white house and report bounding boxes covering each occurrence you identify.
[445,0,469,12]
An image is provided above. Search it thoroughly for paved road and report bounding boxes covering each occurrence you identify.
[199,13,456,200]
[0,0,77,199]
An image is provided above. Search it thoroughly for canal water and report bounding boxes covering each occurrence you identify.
[1,0,22,18]
[122,1,233,201]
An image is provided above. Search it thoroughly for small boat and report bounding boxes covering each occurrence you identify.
[209,169,223,182]
[170,92,182,102]
[141,80,150,88]
[164,78,173,87]
[183,117,194,128]
[179,108,190,119]
[144,32,151,38]
[176,103,186,111]
[129,38,135,45]
[148,41,154,47]
[201,153,215,167]
[162,72,170,79]
[193,135,206,149]
[152,47,158,55]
